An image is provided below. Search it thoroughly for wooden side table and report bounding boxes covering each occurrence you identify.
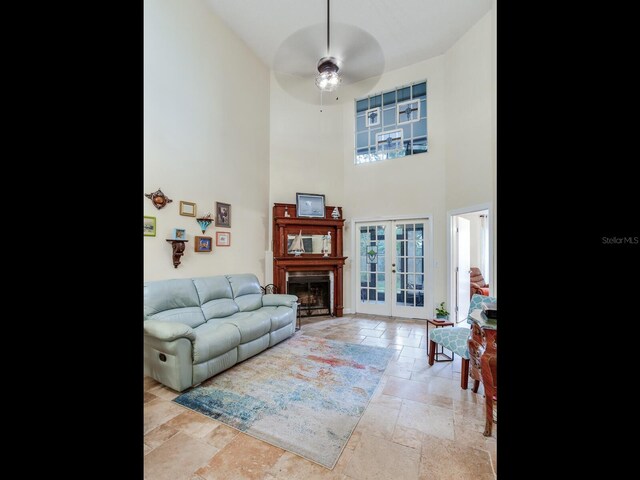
[427,318,455,362]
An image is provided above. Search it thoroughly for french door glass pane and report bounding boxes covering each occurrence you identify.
[394,222,426,310]
[360,224,386,304]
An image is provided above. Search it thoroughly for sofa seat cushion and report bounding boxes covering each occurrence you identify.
[192,322,241,364]
[222,310,272,343]
[260,306,295,331]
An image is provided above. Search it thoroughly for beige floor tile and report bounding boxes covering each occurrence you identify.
[144,391,158,404]
[410,361,453,380]
[383,364,413,379]
[397,399,455,441]
[144,398,186,435]
[148,383,180,400]
[345,435,420,480]
[391,424,424,450]
[369,394,403,410]
[164,410,220,438]
[399,346,428,359]
[195,433,285,480]
[357,328,384,338]
[388,357,416,369]
[380,329,412,338]
[143,432,218,480]
[382,377,454,409]
[268,451,346,479]
[202,423,239,450]
[353,403,400,440]
[453,423,497,453]
[360,337,392,348]
[386,344,404,351]
[144,424,180,451]
[387,336,422,348]
[144,376,161,391]
[418,435,495,480]
[411,365,454,382]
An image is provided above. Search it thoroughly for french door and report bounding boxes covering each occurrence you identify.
[355,219,430,318]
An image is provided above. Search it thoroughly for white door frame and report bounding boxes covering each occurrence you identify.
[351,214,434,319]
[447,203,493,323]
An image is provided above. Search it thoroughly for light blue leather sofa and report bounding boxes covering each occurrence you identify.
[144,273,298,392]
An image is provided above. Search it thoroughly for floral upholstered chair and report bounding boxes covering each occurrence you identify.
[428,294,497,390]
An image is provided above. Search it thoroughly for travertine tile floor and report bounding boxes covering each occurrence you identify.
[143,314,497,480]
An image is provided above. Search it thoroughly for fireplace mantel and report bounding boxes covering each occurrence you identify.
[272,203,347,317]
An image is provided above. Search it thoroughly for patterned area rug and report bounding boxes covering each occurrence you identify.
[173,333,393,469]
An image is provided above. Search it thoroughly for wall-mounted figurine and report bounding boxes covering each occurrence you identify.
[145,188,173,209]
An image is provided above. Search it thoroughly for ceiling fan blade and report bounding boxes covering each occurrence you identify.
[272,22,385,105]
[273,24,326,78]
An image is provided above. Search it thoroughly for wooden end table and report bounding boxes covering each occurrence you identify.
[427,318,455,362]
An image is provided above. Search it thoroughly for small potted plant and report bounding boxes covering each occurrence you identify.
[435,302,449,320]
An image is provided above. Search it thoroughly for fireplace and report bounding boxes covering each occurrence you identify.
[272,202,347,317]
[287,272,332,317]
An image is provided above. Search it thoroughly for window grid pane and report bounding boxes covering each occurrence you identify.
[355,80,428,164]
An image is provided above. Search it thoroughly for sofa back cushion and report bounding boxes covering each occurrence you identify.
[193,276,239,320]
[226,274,263,312]
[144,279,206,328]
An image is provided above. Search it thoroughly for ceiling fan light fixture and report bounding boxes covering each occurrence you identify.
[315,56,341,91]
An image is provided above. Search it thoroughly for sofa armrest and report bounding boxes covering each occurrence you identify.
[144,320,196,342]
[262,294,299,308]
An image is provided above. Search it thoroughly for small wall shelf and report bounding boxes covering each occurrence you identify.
[165,239,188,268]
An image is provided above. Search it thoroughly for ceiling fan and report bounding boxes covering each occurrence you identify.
[272,0,385,106]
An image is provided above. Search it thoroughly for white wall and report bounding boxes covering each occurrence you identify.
[267,76,345,281]
[444,10,494,211]
[144,0,270,282]
[341,56,447,316]
[444,6,497,292]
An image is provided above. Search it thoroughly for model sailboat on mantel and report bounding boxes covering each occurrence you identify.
[290,230,305,256]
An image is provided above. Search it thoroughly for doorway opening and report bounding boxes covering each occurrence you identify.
[449,206,491,324]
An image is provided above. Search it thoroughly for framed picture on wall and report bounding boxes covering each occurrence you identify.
[216,202,231,228]
[296,193,325,218]
[179,201,197,217]
[216,231,231,246]
[194,236,212,252]
[143,216,156,237]
[172,228,186,240]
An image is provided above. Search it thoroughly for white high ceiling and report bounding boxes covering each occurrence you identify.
[205,0,492,74]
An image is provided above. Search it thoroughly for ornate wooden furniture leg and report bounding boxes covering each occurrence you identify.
[480,330,497,436]
[467,308,498,436]
[468,323,484,395]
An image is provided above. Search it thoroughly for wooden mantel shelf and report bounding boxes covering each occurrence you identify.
[272,203,347,317]
[274,217,345,227]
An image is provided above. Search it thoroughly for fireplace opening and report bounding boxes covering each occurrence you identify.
[287,272,332,317]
